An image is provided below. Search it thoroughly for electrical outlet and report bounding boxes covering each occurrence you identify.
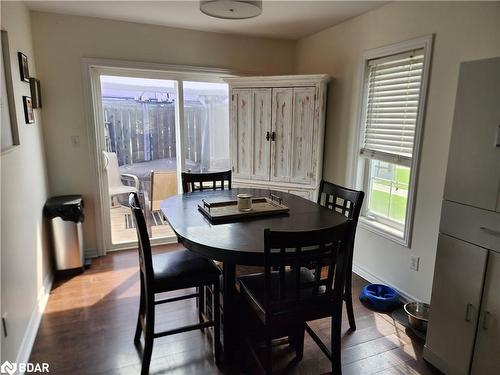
[410,255,420,271]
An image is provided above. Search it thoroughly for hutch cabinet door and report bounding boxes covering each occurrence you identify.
[425,234,488,375]
[471,251,500,375]
[270,88,293,183]
[290,87,315,184]
[444,57,500,211]
[231,89,252,179]
[251,89,272,181]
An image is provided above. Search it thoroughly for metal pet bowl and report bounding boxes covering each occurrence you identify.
[404,302,430,332]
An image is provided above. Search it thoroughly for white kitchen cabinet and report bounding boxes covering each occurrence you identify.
[444,57,500,211]
[425,234,488,375]
[225,75,329,200]
[471,252,500,375]
[424,57,500,374]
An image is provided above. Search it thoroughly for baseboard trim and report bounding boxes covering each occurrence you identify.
[14,272,53,373]
[352,262,419,303]
[84,248,99,258]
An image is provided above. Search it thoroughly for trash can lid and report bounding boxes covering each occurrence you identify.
[44,195,84,222]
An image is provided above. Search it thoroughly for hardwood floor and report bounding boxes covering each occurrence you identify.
[30,245,439,374]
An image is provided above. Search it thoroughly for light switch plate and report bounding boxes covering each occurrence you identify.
[410,255,420,271]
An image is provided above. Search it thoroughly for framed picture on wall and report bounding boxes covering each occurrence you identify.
[18,51,29,82]
[23,96,34,123]
[29,77,42,108]
[1,30,20,153]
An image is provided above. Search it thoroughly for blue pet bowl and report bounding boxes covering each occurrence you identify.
[359,284,400,312]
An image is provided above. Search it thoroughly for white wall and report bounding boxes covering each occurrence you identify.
[295,1,500,301]
[0,1,52,363]
[30,11,296,253]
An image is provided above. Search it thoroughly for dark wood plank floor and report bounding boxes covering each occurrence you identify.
[30,244,439,374]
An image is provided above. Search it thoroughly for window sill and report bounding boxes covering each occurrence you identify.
[358,216,410,248]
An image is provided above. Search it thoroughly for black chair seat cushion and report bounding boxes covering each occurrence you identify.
[238,268,327,324]
[152,249,220,292]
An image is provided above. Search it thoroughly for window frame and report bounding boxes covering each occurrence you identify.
[353,35,434,248]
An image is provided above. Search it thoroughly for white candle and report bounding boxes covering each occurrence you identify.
[237,194,253,212]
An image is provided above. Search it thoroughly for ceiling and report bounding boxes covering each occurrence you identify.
[26,1,387,40]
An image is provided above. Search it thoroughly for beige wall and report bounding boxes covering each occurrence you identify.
[295,1,500,301]
[1,1,52,362]
[30,11,296,252]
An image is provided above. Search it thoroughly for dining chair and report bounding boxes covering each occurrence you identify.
[238,224,353,375]
[128,192,221,375]
[317,180,364,331]
[181,170,232,193]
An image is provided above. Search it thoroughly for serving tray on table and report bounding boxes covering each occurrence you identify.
[198,195,289,223]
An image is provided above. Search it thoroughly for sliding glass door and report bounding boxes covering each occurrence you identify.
[183,81,230,172]
[95,72,229,250]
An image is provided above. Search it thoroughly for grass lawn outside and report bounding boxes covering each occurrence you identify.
[368,165,410,223]
[370,189,408,222]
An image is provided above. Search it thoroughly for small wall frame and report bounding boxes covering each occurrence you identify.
[23,96,35,124]
[18,51,29,82]
[29,78,42,108]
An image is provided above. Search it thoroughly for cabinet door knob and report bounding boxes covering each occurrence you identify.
[266,131,270,141]
[465,303,473,322]
[270,131,276,141]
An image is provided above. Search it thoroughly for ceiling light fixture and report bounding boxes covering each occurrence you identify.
[200,0,262,19]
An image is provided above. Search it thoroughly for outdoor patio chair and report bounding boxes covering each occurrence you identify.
[103,151,139,205]
[150,170,178,225]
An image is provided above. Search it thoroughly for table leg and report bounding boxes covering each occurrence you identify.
[222,263,237,365]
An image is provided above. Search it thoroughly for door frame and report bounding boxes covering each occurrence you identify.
[81,58,235,255]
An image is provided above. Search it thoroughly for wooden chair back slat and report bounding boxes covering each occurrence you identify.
[262,224,353,315]
[317,180,364,221]
[181,170,232,193]
[128,193,154,292]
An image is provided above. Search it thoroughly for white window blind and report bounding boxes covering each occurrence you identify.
[360,49,424,166]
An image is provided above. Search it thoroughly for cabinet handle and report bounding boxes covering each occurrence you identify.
[482,311,491,330]
[480,227,500,237]
[465,303,473,322]
[266,131,270,141]
[496,124,500,147]
[270,131,276,141]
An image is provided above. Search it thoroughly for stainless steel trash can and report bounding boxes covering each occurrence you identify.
[44,195,84,271]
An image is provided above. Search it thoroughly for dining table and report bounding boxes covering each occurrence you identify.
[160,187,348,365]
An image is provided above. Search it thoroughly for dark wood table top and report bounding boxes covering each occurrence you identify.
[161,188,348,265]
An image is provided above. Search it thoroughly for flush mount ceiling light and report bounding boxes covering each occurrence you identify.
[200,0,262,19]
